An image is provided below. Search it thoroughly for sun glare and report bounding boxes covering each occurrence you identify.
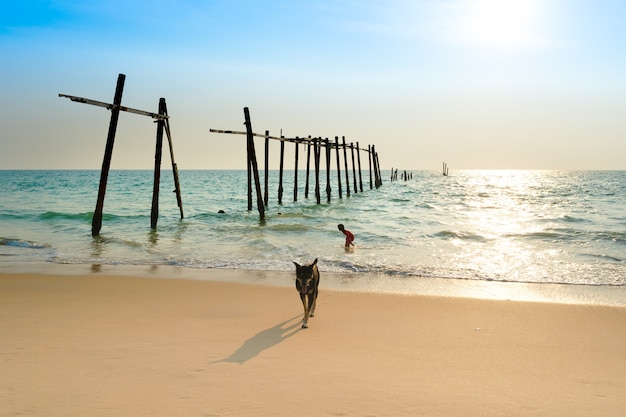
[460,0,539,47]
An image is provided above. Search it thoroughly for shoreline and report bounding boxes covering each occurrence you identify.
[1,270,625,417]
[1,261,626,306]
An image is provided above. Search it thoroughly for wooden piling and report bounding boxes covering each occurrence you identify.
[369,145,373,189]
[278,138,285,205]
[264,132,269,207]
[162,101,183,219]
[314,138,321,204]
[325,138,331,203]
[247,138,252,211]
[92,73,125,236]
[243,107,265,220]
[335,137,343,199]
[305,140,311,199]
[356,141,363,192]
[342,136,350,197]
[150,97,166,229]
[350,143,357,194]
[373,148,382,188]
[294,138,299,202]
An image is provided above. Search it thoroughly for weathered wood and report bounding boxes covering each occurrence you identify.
[373,147,382,188]
[243,108,265,220]
[59,93,168,120]
[369,145,374,189]
[247,134,252,211]
[342,136,350,198]
[92,73,125,236]
[293,139,299,202]
[334,137,343,199]
[150,98,166,229]
[305,141,311,198]
[264,132,269,207]
[278,139,285,205]
[314,139,321,204]
[163,103,183,219]
[350,142,357,194]
[356,141,363,192]
[325,138,331,203]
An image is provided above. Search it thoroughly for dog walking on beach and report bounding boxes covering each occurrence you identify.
[293,258,320,329]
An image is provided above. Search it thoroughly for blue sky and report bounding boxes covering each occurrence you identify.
[1,0,625,170]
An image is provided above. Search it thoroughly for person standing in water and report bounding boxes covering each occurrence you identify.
[337,224,354,249]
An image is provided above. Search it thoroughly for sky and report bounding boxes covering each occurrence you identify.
[1,0,625,170]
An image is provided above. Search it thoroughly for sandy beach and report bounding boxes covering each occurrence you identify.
[1,270,625,417]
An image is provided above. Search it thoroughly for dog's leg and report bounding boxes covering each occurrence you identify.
[310,269,320,317]
[300,293,310,328]
[309,289,317,317]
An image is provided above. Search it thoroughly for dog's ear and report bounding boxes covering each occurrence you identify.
[312,258,318,266]
[293,261,301,268]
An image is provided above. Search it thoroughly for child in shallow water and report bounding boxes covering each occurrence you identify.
[337,224,355,249]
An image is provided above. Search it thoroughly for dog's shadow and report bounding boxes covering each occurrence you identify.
[212,315,302,365]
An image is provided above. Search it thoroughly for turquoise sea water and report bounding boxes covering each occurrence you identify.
[1,170,625,298]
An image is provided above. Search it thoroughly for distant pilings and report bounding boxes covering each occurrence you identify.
[210,108,383,218]
[391,168,413,182]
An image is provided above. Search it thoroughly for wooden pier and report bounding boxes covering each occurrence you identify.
[59,74,386,232]
[210,107,383,220]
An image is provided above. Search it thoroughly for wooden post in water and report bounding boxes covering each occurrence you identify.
[278,138,285,205]
[243,107,265,220]
[356,141,363,192]
[293,138,299,202]
[350,142,357,194]
[150,97,166,229]
[247,134,252,211]
[92,73,125,236]
[162,101,183,219]
[314,138,321,204]
[373,147,382,188]
[264,132,269,207]
[335,137,343,199]
[368,145,373,189]
[342,136,350,197]
[305,140,311,199]
[325,138,331,203]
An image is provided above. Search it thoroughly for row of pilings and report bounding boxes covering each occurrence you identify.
[210,107,383,220]
[59,74,385,234]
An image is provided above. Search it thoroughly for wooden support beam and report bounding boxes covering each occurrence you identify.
[314,138,321,204]
[278,139,285,205]
[59,93,169,120]
[264,132,269,207]
[150,98,166,229]
[293,139,299,202]
[243,108,265,220]
[325,138,331,203]
[356,141,363,192]
[342,136,350,198]
[163,102,183,219]
[335,136,343,199]
[92,73,125,236]
[369,145,373,190]
[350,142,357,194]
[305,140,311,199]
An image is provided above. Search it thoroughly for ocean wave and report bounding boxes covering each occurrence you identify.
[39,211,93,221]
[0,237,49,249]
[430,230,489,242]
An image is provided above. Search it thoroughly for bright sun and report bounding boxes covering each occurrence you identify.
[462,0,539,47]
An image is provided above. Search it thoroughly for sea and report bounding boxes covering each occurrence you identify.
[1,169,625,305]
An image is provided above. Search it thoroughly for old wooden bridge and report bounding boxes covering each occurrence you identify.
[59,73,384,234]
